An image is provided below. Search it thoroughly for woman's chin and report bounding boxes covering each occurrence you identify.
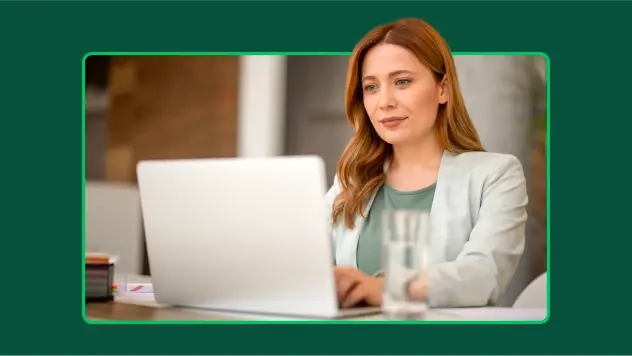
[378,133,409,146]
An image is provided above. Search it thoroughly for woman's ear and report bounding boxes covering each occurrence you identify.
[438,76,449,105]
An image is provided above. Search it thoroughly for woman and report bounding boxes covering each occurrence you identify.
[326,18,528,309]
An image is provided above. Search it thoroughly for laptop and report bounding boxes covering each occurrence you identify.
[136,155,381,319]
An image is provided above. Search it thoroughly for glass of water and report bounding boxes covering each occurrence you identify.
[381,210,431,320]
[114,274,128,297]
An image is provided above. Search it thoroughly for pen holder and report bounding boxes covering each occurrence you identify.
[85,253,116,302]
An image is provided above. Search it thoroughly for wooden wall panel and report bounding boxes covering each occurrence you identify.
[106,56,239,182]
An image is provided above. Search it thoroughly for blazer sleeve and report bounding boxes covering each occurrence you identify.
[425,155,529,307]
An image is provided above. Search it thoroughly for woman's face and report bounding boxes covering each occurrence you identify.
[361,43,447,146]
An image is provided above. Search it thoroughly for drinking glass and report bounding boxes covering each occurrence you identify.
[381,210,431,320]
[114,275,128,297]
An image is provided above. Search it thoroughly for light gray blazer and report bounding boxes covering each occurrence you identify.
[325,151,528,308]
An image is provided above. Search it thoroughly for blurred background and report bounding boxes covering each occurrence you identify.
[84,54,547,306]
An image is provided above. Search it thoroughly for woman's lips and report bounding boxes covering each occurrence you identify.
[380,116,408,129]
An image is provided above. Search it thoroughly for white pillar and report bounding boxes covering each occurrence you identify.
[455,55,538,306]
[236,55,287,157]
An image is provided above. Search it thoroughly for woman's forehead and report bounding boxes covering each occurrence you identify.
[362,43,423,78]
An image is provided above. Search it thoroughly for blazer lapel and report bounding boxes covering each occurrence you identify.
[428,151,457,265]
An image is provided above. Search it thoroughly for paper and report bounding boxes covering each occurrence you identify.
[115,294,163,307]
[125,283,153,293]
[115,283,161,307]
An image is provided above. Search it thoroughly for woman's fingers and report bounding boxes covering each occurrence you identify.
[335,275,360,304]
[342,282,366,308]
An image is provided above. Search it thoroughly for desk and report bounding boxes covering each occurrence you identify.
[87,301,245,321]
[85,275,547,322]
[86,299,547,322]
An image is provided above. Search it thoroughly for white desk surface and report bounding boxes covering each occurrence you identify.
[112,274,547,322]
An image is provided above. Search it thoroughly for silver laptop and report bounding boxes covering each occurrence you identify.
[136,155,381,319]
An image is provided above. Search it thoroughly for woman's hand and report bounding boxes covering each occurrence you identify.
[334,266,384,308]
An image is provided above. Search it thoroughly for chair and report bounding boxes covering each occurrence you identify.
[85,181,144,275]
[513,272,547,308]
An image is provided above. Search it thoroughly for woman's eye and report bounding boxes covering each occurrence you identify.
[364,84,378,92]
[396,79,412,86]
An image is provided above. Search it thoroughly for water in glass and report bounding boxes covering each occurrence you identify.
[381,210,431,320]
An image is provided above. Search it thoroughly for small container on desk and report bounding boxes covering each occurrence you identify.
[85,253,118,302]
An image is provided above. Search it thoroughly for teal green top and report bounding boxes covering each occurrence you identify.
[356,182,437,276]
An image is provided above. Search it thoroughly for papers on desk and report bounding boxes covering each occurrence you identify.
[125,283,153,294]
[114,282,163,307]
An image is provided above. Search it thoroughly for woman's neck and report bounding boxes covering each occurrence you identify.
[386,134,443,191]
[391,135,443,171]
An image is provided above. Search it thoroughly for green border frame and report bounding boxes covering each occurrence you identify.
[82,51,550,325]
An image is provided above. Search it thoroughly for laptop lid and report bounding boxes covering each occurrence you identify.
[136,155,341,318]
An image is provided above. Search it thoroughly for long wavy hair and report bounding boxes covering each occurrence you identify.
[332,18,485,229]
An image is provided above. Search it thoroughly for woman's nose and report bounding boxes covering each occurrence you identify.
[378,89,397,110]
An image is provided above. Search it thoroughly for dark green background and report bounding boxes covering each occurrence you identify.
[0,1,627,354]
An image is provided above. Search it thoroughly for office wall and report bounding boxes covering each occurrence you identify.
[237,56,288,157]
[285,56,354,186]
[106,56,239,182]
[85,86,108,180]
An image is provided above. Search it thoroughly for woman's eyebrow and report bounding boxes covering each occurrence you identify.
[361,69,415,82]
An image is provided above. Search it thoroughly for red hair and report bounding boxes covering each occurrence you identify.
[332,18,485,229]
